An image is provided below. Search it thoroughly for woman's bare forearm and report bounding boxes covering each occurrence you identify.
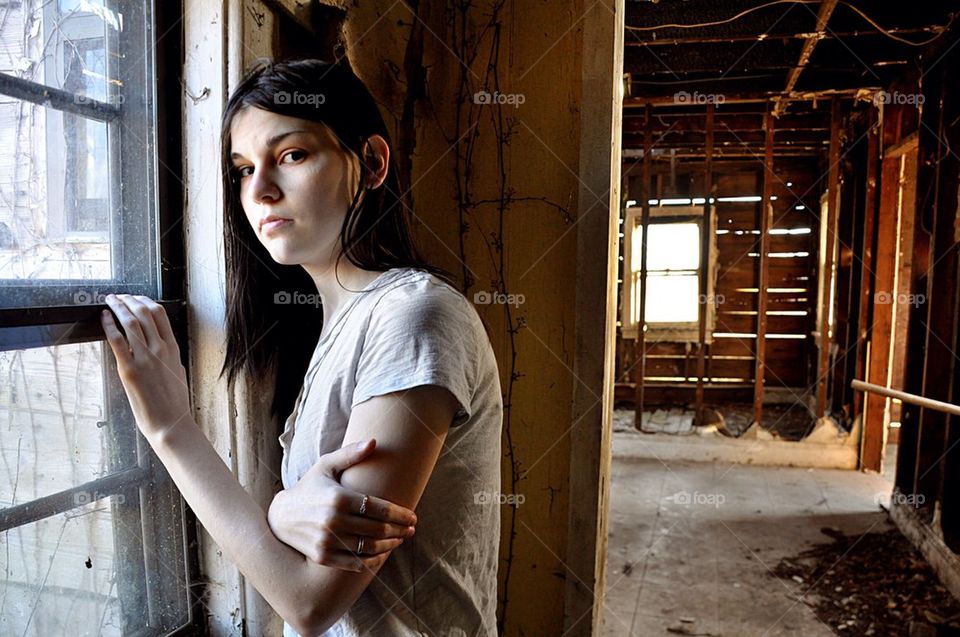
[146,418,330,631]
[99,295,383,633]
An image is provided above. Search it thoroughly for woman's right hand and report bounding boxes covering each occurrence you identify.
[267,439,417,572]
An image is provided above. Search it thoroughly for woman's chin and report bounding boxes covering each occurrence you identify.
[265,248,302,267]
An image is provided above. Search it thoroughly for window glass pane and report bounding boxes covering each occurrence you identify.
[642,222,700,271]
[0,106,112,281]
[1,495,130,636]
[629,220,703,326]
[67,108,111,233]
[631,221,701,272]
[0,341,138,504]
[643,274,700,323]
[0,1,158,307]
[0,339,192,635]
[0,0,120,103]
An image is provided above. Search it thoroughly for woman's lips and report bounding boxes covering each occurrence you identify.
[261,218,292,235]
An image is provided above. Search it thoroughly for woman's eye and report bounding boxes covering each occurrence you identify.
[281,150,306,164]
[236,166,254,178]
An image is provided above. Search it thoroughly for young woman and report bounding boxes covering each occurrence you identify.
[100,59,502,636]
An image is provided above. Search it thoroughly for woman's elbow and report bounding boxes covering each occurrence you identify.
[283,545,389,633]
[291,587,360,637]
[275,591,335,637]
[288,608,335,637]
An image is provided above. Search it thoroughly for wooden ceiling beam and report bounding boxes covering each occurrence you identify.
[626,27,938,47]
[773,0,840,117]
[623,87,866,108]
[622,114,830,134]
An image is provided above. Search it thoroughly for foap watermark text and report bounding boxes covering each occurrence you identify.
[474,290,525,307]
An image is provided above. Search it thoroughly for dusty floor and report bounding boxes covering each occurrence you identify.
[602,455,904,636]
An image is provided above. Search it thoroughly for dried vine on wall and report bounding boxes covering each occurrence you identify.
[441,2,574,631]
[391,1,576,631]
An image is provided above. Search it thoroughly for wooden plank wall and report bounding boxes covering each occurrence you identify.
[893,35,960,544]
[878,25,960,581]
[831,106,879,428]
[616,158,821,401]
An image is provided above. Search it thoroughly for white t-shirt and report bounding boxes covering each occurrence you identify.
[279,267,502,637]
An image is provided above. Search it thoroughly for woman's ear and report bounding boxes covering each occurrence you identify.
[362,135,390,190]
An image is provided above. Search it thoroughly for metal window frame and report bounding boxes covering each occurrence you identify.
[0,0,204,634]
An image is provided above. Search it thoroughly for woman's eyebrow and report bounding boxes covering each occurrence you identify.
[230,129,309,160]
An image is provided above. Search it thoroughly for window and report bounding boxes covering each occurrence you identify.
[0,0,157,302]
[621,204,717,341]
[0,1,201,635]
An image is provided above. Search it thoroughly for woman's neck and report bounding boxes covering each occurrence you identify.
[306,260,387,336]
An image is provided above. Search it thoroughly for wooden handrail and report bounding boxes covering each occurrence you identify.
[851,379,960,418]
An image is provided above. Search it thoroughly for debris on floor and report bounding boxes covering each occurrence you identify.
[804,416,848,444]
[640,407,696,434]
[719,403,755,437]
[612,405,857,445]
[731,401,826,440]
[666,620,720,636]
[771,527,960,636]
[740,421,776,440]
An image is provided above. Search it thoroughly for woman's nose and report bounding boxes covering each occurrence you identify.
[250,168,281,203]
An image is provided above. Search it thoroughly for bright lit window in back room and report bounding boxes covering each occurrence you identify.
[621,204,713,340]
[0,1,200,634]
[634,221,701,323]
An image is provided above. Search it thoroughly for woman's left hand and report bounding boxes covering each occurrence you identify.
[267,439,417,572]
[101,294,192,441]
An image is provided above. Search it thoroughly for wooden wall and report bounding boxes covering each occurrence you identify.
[616,158,822,401]
[866,23,960,601]
[892,27,960,550]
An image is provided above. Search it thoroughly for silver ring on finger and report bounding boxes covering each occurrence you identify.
[359,494,369,516]
[357,536,365,555]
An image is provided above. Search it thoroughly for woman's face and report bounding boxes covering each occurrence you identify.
[229,107,361,269]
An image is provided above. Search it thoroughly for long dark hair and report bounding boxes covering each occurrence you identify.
[219,58,447,419]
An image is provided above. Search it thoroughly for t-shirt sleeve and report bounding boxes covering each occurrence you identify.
[352,284,478,427]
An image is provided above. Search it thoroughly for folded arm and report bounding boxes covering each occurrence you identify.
[149,385,455,635]
[101,294,457,634]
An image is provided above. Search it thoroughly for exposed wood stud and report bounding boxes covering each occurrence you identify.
[816,97,842,418]
[695,104,714,424]
[853,109,879,419]
[754,105,775,426]
[634,104,652,431]
[862,152,902,471]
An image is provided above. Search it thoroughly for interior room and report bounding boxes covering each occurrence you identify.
[0,1,959,636]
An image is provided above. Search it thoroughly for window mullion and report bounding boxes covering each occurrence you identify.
[115,0,159,293]
[0,466,151,532]
[0,72,120,122]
